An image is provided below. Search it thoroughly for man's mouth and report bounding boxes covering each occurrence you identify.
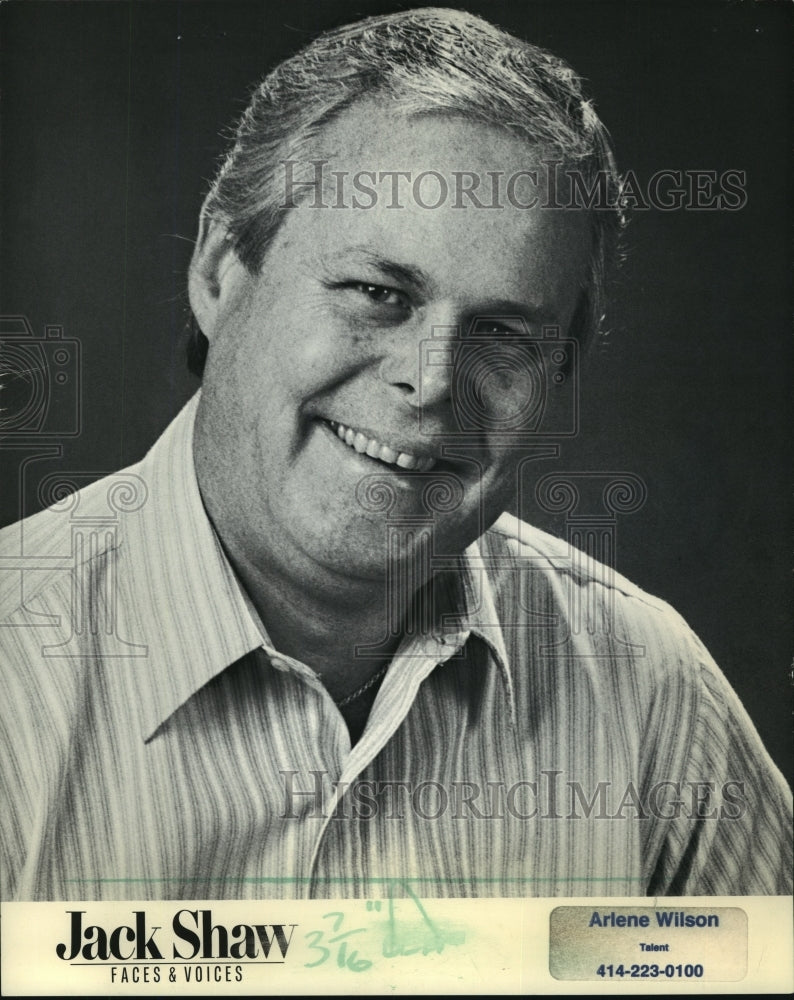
[326,419,437,472]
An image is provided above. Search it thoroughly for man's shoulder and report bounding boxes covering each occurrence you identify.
[0,395,199,623]
[478,514,745,745]
[479,511,707,663]
[0,464,148,620]
[483,511,675,612]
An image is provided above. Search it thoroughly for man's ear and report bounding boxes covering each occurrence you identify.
[188,213,245,341]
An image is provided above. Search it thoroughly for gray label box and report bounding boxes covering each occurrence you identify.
[549,906,747,982]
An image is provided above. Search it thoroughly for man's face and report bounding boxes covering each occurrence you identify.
[193,101,589,585]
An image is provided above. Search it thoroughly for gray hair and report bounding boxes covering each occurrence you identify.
[188,6,624,376]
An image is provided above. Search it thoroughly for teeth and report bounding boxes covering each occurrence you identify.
[328,421,436,472]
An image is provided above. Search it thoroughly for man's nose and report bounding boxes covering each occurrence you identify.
[378,313,458,409]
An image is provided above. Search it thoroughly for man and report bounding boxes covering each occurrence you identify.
[1,7,790,901]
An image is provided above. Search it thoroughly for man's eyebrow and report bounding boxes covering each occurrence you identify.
[326,246,435,294]
[323,245,558,323]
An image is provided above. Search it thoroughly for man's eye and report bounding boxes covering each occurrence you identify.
[329,279,411,322]
[353,282,403,305]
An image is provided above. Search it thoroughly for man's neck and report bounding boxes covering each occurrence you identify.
[220,534,418,702]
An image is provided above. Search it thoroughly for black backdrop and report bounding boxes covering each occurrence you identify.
[1,0,791,777]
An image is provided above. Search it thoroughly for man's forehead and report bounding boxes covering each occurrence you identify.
[291,102,591,237]
[313,100,546,176]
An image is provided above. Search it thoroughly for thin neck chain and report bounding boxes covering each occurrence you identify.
[335,664,389,708]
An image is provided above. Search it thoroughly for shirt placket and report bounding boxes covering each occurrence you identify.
[304,628,471,896]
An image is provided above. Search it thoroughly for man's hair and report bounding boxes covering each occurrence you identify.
[187,6,624,377]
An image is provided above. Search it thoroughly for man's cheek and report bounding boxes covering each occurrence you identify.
[298,333,356,373]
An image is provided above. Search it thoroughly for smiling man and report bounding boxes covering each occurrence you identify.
[1,7,791,901]
[189,99,590,738]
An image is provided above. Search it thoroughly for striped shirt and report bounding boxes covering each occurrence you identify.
[1,393,791,900]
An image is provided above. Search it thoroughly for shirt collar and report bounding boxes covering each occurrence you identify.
[434,542,517,727]
[126,392,515,737]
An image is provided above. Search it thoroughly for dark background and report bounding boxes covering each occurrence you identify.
[1,0,791,776]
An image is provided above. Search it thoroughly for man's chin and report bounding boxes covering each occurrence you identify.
[287,520,440,587]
